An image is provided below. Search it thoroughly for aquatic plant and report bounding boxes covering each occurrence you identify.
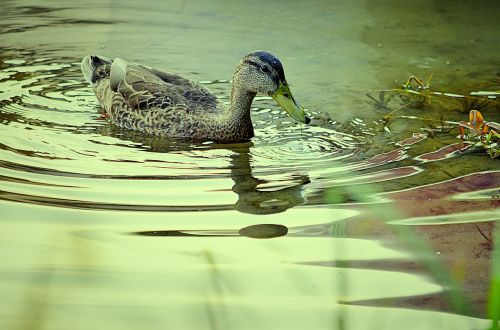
[368,75,498,122]
[368,75,500,158]
[368,75,500,115]
[459,110,500,158]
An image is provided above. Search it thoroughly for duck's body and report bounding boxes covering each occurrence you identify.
[81,52,309,143]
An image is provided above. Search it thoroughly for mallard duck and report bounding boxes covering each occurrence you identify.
[81,51,310,143]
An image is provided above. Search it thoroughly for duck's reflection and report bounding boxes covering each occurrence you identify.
[101,127,310,215]
[100,130,310,238]
[228,144,310,214]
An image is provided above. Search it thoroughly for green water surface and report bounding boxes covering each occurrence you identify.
[1,0,499,329]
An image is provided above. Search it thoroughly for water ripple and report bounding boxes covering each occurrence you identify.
[0,55,492,215]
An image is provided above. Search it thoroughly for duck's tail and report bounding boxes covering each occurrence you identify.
[81,55,112,84]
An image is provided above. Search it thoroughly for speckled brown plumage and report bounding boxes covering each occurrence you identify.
[81,52,307,143]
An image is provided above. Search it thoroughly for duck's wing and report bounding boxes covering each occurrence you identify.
[110,58,218,112]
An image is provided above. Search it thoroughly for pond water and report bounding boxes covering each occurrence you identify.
[1,0,499,329]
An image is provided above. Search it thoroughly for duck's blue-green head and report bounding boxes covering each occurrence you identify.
[237,51,310,124]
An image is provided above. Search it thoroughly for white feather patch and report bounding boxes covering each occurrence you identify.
[110,58,129,91]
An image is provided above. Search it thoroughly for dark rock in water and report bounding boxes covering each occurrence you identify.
[238,224,288,239]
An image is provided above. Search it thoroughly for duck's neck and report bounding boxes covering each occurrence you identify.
[217,82,255,141]
[228,84,255,122]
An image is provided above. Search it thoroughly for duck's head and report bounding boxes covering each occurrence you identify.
[234,51,310,124]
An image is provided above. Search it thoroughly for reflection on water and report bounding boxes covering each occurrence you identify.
[1,0,499,329]
[136,223,289,239]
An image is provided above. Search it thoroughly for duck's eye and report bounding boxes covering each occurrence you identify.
[260,65,270,73]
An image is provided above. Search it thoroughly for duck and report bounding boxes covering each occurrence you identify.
[81,51,310,143]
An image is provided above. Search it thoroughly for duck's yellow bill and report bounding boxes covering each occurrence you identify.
[271,82,310,124]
